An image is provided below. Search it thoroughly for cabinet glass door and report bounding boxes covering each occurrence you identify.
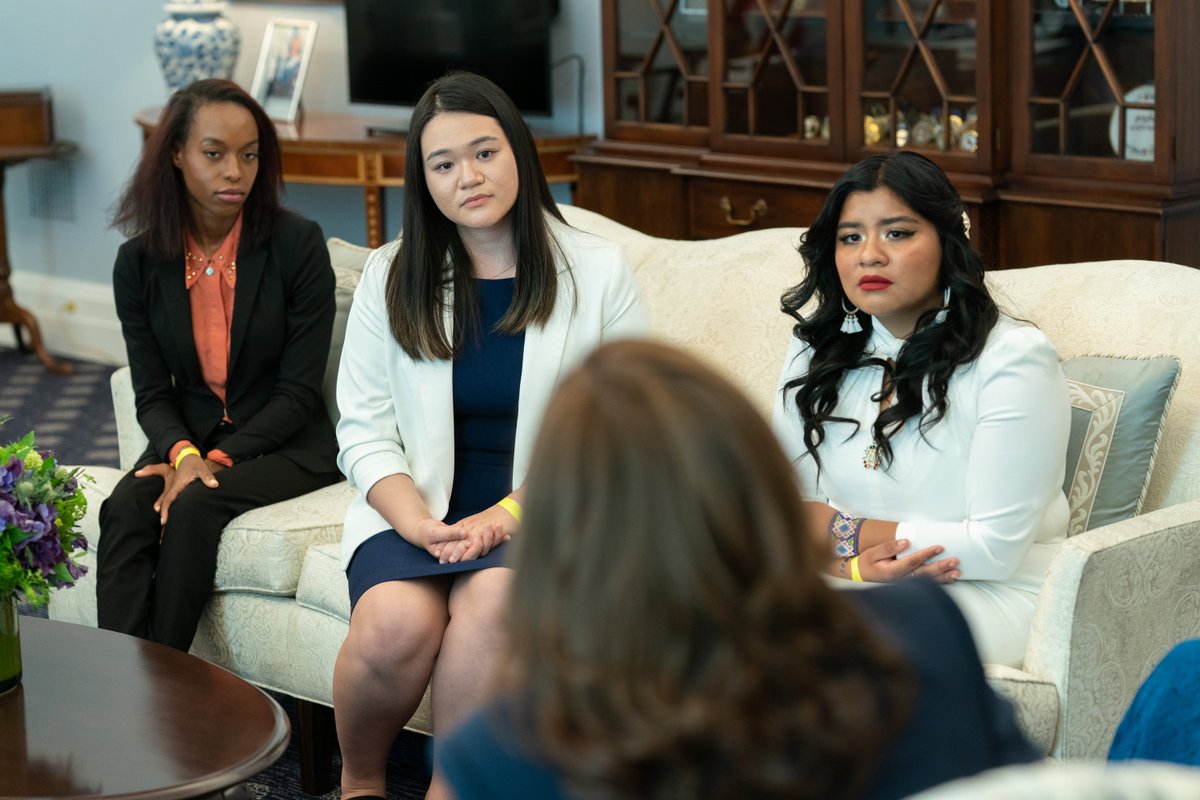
[858,0,982,156]
[721,0,832,143]
[1027,0,1155,161]
[613,0,710,130]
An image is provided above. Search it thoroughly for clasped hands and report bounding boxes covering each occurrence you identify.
[135,454,224,526]
[418,503,516,564]
[853,538,960,584]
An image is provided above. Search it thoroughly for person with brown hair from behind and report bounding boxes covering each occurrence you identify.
[439,339,1039,800]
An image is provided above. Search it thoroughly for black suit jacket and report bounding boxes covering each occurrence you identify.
[112,210,339,474]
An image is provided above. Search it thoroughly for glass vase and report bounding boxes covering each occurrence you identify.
[0,594,21,695]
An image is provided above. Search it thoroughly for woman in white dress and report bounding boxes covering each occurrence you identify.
[773,152,1070,667]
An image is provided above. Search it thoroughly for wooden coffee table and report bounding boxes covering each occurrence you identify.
[0,617,289,798]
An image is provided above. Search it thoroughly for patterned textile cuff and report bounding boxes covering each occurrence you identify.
[829,510,865,558]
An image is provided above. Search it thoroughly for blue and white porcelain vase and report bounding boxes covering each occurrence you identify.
[154,1,240,91]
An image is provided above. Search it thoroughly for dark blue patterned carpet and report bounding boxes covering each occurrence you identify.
[245,697,432,799]
[0,347,120,468]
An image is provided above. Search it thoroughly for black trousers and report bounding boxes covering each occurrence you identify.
[96,454,340,652]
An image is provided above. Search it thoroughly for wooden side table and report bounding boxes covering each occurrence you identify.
[0,143,76,375]
[0,617,289,798]
[136,108,594,248]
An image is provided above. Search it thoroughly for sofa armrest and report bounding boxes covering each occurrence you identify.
[1023,500,1200,760]
[111,366,147,472]
[985,664,1059,756]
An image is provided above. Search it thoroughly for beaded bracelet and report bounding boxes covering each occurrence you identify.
[174,446,202,470]
[497,496,522,522]
[829,510,865,558]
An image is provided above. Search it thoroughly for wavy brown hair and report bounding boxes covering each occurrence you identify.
[508,340,912,800]
[111,78,283,259]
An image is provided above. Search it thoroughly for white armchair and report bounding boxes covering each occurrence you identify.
[976,260,1200,760]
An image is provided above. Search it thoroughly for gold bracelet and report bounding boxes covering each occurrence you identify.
[849,555,864,583]
[497,496,522,522]
[174,446,202,470]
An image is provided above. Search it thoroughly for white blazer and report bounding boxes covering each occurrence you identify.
[336,218,651,567]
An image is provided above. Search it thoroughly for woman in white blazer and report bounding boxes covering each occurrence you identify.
[331,72,650,800]
[772,152,1069,668]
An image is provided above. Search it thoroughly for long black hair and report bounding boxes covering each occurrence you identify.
[780,152,999,470]
[385,70,567,360]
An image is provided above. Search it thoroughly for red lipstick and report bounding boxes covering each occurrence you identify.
[858,275,892,291]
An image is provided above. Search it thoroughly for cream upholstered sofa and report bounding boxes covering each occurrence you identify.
[50,205,1200,783]
[907,761,1200,799]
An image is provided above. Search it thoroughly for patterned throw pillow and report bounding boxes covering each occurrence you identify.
[1061,355,1181,536]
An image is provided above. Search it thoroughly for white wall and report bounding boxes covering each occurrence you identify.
[0,0,603,363]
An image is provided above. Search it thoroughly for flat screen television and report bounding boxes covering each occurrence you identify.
[344,0,558,117]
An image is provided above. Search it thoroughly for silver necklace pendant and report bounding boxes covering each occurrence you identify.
[863,440,881,470]
[205,266,214,276]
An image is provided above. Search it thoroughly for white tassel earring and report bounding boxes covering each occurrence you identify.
[841,298,863,334]
[934,286,951,324]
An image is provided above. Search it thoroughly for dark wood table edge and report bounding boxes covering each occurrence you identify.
[8,618,292,800]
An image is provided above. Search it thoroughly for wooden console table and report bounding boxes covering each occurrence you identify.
[136,108,593,248]
[0,142,75,375]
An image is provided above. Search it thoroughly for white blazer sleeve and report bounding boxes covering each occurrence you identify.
[772,333,822,501]
[899,326,1070,580]
[335,246,413,496]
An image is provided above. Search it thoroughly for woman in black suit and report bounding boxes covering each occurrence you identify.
[97,79,341,651]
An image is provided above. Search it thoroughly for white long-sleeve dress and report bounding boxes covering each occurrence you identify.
[773,316,1070,666]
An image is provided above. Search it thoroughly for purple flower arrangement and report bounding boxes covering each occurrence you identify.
[0,422,89,607]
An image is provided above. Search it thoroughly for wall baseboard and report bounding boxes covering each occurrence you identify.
[0,274,126,366]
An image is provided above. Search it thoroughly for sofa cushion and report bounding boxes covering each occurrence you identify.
[1061,354,1180,535]
[327,236,372,273]
[213,481,358,595]
[907,762,1200,799]
[296,541,351,621]
[558,203,809,418]
[985,664,1059,756]
[323,265,363,428]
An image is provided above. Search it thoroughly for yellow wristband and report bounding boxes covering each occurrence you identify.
[174,446,202,470]
[497,496,522,522]
[849,555,864,583]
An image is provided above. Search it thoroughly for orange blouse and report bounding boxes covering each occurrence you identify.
[168,214,241,469]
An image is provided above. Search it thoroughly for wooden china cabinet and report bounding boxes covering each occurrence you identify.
[999,1,1200,269]
[573,0,1200,270]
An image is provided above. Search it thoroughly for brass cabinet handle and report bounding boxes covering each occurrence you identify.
[719,196,768,226]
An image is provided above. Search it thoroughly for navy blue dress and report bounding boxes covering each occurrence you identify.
[347,279,524,608]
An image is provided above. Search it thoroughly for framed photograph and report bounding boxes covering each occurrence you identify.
[250,18,318,124]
